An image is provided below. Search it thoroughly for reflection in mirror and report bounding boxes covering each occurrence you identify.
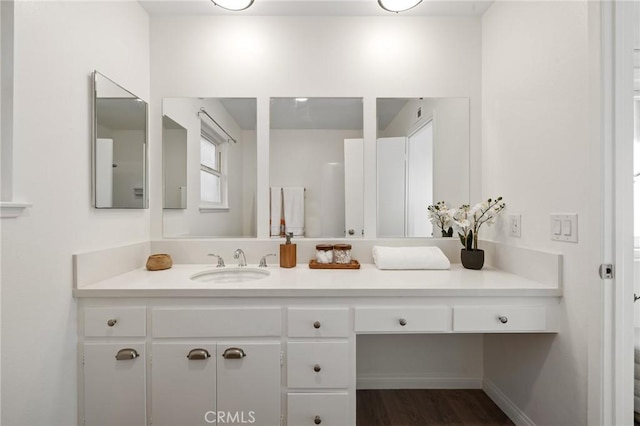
[162,98,257,238]
[163,116,187,209]
[93,71,147,209]
[377,98,470,238]
[270,98,364,238]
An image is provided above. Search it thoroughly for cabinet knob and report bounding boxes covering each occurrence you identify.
[115,348,139,360]
[313,364,322,372]
[498,316,508,324]
[222,347,247,359]
[313,321,321,329]
[107,319,117,327]
[187,348,211,360]
[399,318,407,326]
[314,415,322,424]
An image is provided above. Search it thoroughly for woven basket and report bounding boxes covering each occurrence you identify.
[146,254,173,271]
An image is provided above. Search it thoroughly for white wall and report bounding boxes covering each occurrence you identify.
[1,2,150,425]
[162,97,256,237]
[481,2,597,424]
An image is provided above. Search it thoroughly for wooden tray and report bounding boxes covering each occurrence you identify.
[308,260,361,269]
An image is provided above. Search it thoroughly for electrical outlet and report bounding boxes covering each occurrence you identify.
[509,214,521,238]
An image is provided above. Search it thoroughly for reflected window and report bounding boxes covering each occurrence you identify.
[200,126,227,207]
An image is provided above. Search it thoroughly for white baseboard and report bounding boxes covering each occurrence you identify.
[356,374,482,390]
[483,378,535,426]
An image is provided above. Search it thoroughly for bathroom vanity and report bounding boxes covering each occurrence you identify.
[74,258,561,426]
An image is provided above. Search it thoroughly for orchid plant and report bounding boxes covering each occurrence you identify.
[452,197,506,251]
[427,201,454,237]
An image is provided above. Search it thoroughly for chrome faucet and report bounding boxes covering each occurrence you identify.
[208,253,225,267]
[259,253,276,267]
[234,249,247,267]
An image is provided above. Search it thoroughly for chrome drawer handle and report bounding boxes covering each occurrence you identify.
[187,348,211,360]
[314,415,322,424]
[498,316,508,324]
[399,318,407,326]
[222,347,246,359]
[313,321,321,329]
[313,364,321,372]
[115,348,139,360]
[107,319,117,327]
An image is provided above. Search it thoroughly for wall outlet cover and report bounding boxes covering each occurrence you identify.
[509,214,521,238]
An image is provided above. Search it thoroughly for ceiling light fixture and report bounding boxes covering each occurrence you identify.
[295,98,309,102]
[378,0,423,13]
[210,0,254,11]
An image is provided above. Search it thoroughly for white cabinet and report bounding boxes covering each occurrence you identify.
[151,343,217,426]
[453,306,547,332]
[354,306,451,333]
[288,392,350,426]
[287,342,350,389]
[217,342,282,426]
[83,342,146,426]
[151,341,280,426]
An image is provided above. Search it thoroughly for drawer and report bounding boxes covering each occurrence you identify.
[453,306,547,332]
[354,307,451,333]
[288,392,349,426]
[287,342,349,389]
[288,308,350,338]
[84,307,146,337]
[152,308,281,338]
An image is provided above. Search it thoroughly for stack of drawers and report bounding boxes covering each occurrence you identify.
[287,308,352,426]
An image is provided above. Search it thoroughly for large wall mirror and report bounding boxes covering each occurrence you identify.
[270,98,364,238]
[93,71,148,209]
[377,98,470,238]
[162,97,257,238]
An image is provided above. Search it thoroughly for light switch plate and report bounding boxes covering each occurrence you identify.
[509,214,521,238]
[551,213,578,243]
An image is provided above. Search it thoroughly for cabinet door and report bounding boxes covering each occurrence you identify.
[151,343,216,426]
[83,342,145,426]
[216,342,281,426]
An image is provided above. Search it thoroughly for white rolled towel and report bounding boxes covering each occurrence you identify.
[372,246,451,270]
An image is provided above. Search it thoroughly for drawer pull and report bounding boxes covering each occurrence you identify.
[313,321,321,329]
[107,319,117,327]
[115,348,139,360]
[187,348,211,360]
[399,318,407,326]
[314,415,322,424]
[313,364,322,372]
[222,347,246,359]
[498,316,508,324]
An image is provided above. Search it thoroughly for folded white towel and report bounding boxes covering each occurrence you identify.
[372,246,451,270]
[283,187,305,236]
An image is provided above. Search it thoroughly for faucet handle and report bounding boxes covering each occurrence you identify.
[259,253,277,267]
[208,253,225,268]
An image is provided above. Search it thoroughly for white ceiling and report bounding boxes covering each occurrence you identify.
[139,0,493,17]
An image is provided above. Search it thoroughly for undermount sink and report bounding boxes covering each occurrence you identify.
[190,267,270,283]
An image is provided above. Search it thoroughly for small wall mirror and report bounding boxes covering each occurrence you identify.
[270,98,364,238]
[93,71,148,209]
[162,97,257,238]
[377,98,470,237]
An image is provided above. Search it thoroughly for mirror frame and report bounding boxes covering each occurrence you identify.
[92,70,148,209]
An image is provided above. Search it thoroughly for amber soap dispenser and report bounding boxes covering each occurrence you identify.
[280,232,297,268]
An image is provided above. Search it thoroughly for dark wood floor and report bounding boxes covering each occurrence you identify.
[356,390,514,426]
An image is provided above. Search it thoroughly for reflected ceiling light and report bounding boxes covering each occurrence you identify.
[210,0,254,11]
[295,98,308,102]
[378,0,422,13]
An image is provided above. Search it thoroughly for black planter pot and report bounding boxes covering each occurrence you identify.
[461,249,484,270]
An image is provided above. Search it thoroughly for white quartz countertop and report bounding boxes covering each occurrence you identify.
[73,263,561,298]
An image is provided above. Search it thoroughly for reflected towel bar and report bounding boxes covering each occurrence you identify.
[197,107,237,144]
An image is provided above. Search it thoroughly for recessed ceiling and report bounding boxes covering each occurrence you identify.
[139,0,493,17]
